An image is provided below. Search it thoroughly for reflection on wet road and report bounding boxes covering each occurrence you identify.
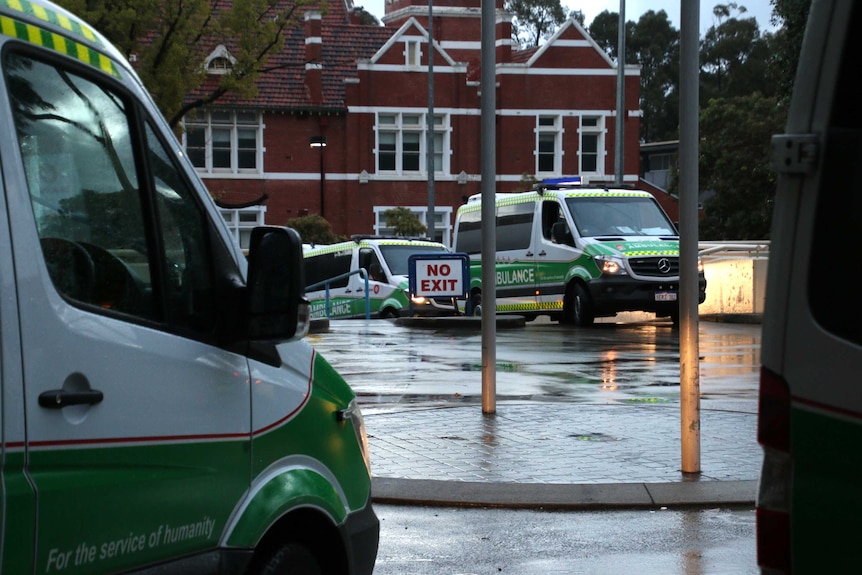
[307,317,761,412]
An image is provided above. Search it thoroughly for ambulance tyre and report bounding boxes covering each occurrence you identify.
[468,290,482,316]
[257,541,322,575]
[572,283,595,326]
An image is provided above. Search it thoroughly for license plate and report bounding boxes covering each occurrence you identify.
[655,291,677,302]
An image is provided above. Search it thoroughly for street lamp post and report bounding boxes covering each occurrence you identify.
[309,135,327,217]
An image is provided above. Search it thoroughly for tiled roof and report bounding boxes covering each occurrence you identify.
[187,1,394,111]
[510,46,538,63]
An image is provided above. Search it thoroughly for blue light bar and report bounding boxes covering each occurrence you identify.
[540,176,582,187]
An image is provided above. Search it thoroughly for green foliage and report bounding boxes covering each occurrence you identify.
[352,6,381,26]
[769,0,812,103]
[697,93,786,240]
[700,5,773,100]
[519,173,538,191]
[505,0,567,48]
[380,207,427,237]
[286,214,343,246]
[55,0,319,127]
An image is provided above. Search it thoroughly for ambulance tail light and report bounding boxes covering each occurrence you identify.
[756,366,792,574]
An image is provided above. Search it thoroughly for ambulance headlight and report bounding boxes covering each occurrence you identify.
[594,255,627,275]
[410,295,428,306]
[338,400,371,476]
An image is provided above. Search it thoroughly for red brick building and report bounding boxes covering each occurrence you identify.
[190,0,642,248]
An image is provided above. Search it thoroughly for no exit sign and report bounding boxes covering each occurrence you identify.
[408,253,470,299]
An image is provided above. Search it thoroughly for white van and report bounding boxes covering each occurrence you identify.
[0,2,377,573]
[304,235,455,319]
[756,1,861,572]
[452,180,706,324]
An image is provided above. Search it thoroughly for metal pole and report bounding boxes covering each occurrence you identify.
[615,0,625,185]
[427,0,436,241]
[480,0,496,414]
[679,0,701,474]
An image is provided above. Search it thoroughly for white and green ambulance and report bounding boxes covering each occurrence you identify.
[452,179,706,324]
[0,1,378,573]
[304,235,455,319]
[757,1,862,572]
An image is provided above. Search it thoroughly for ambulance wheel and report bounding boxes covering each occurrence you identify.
[468,291,482,316]
[572,283,595,326]
[256,542,322,575]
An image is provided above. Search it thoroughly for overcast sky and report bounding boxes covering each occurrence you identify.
[358,1,778,35]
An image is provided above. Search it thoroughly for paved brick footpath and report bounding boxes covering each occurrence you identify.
[365,403,760,485]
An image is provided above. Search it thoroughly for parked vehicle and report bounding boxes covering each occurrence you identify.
[452,179,706,324]
[757,1,861,573]
[0,1,378,573]
[304,235,456,319]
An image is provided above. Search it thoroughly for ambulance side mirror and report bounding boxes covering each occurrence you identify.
[246,226,309,342]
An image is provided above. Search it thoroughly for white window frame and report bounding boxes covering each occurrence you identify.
[373,205,454,248]
[375,112,449,176]
[219,205,267,251]
[535,115,562,176]
[183,110,264,175]
[579,115,605,176]
[405,39,421,67]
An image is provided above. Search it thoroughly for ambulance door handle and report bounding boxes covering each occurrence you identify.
[538,250,547,256]
[526,251,534,257]
[38,389,104,409]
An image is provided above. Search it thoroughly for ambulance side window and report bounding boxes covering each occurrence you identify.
[146,123,216,333]
[808,19,862,346]
[359,248,385,281]
[7,51,156,318]
[5,50,215,334]
[305,251,350,289]
[455,209,481,254]
[496,202,533,251]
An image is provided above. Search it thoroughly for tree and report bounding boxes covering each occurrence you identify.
[380,207,427,237]
[505,0,567,48]
[768,0,812,103]
[629,10,679,142]
[697,93,785,240]
[352,6,381,26]
[286,214,342,245]
[700,4,773,101]
[56,0,318,128]
[588,10,679,143]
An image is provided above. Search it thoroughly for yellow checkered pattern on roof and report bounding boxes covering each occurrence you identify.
[494,193,541,207]
[1,0,118,77]
[626,249,678,256]
[306,239,443,257]
[563,190,651,198]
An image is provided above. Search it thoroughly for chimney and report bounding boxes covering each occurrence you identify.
[305,10,323,105]
[496,13,513,63]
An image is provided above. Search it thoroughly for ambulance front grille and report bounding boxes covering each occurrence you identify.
[629,256,679,277]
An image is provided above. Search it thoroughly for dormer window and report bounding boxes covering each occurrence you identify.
[208,57,233,72]
[204,45,236,75]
